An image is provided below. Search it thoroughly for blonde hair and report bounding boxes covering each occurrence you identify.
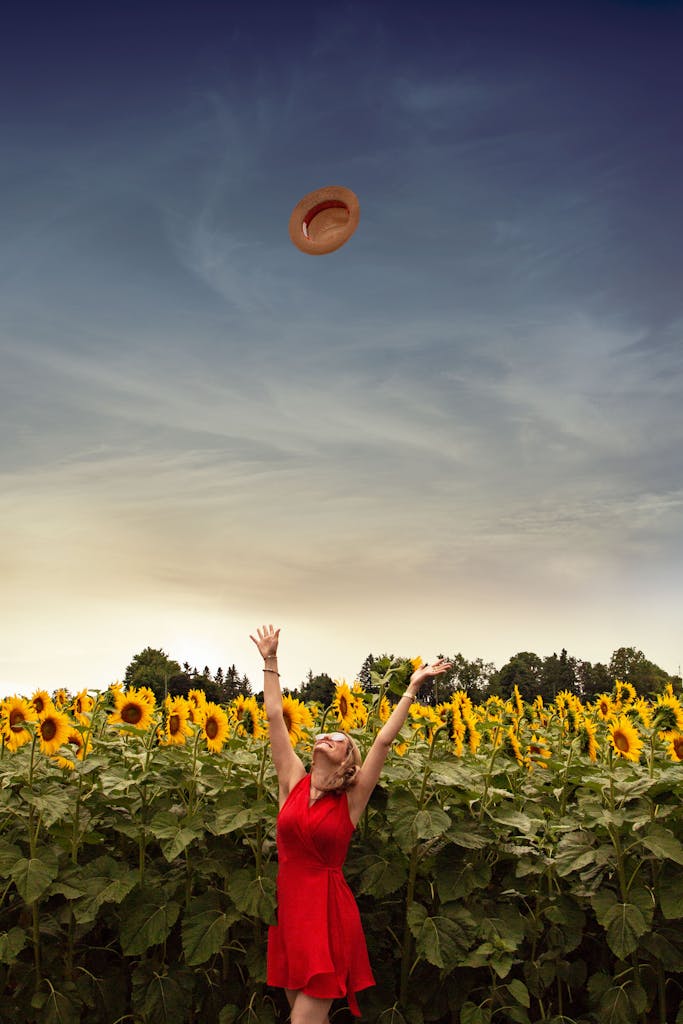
[337,733,362,791]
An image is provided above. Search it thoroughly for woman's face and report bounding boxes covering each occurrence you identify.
[313,732,350,765]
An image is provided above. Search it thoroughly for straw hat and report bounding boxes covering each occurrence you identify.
[288,185,360,255]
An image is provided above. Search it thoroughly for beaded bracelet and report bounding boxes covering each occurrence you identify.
[401,692,416,702]
[263,668,280,676]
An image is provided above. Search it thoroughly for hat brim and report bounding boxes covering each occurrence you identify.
[289,186,360,255]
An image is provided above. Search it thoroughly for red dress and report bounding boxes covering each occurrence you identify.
[267,774,375,1016]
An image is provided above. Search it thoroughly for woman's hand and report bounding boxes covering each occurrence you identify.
[409,657,452,692]
[250,624,280,661]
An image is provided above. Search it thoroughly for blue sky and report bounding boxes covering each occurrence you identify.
[2,0,682,696]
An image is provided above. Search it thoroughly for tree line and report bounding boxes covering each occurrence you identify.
[122,644,680,707]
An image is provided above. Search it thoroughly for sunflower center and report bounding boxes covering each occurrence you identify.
[673,737,683,759]
[169,715,180,735]
[34,698,45,713]
[339,696,348,717]
[205,717,218,740]
[283,711,292,732]
[41,718,58,741]
[614,730,630,752]
[243,709,255,735]
[9,710,25,731]
[122,703,143,725]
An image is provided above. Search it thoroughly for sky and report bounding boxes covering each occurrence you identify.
[2,0,682,698]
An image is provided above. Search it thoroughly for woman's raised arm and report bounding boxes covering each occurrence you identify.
[347,658,452,824]
[249,624,305,802]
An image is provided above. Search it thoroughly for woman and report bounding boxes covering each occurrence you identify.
[250,623,451,1023]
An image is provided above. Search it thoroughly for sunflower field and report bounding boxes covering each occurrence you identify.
[1,670,683,1024]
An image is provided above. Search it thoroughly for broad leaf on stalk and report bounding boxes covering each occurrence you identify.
[640,930,683,972]
[602,901,649,959]
[11,847,59,902]
[554,831,596,877]
[207,801,271,837]
[658,864,683,919]
[639,826,683,866]
[599,980,647,1024]
[182,890,240,966]
[31,984,81,1024]
[0,927,26,963]
[356,850,407,897]
[543,895,586,953]
[227,867,277,922]
[387,789,451,854]
[71,854,138,924]
[435,853,491,902]
[132,962,194,1024]
[119,890,181,955]
[149,809,204,861]
[0,841,22,876]
[485,807,534,835]
[408,902,475,969]
[20,784,74,828]
[460,1001,491,1024]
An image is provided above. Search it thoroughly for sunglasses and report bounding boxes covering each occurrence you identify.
[315,732,348,744]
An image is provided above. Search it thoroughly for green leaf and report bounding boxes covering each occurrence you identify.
[20,786,73,828]
[436,857,491,902]
[207,803,269,836]
[408,902,474,968]
[659,866,683,919]
[119,894,181,955]
[219,1007,239,1024]
[640,931,683,972]
[227,869,277,923]
[460,1002,491,1024]
[603,902,648,959]
[507,979,530,1007]
[11,850,59,903]
[142,971,191,1024]
[358,852,407,897]
[591,889,618,927]
[0,842,22,877]
[182,892,240,966]
[428,763,475,788]
[486,808,533,834]
[32,986,81,1024]
[72,857,138,924]
[0,927,26,963]
[640,828,683,866]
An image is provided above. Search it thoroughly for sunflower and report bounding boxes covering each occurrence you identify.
[577,718,599,762]
[666,732,683,763]
[609,715,643,763]
[512,685,524,718]
[52,688,70,709]
[37,708,71,756]
[626,698,652,729]
[199,702,230,753]
[187,689,208,723]
[410,656,424,672]
[526,734,551,770]
[281,695,314,747]
[108,687,155,731]
[462,713,481,755]
[613,679,636,707]
[652,693,683,733]
[230,695,265,740]
[378,696,391,723]
[595,693,614,722]
[66,729,90,761]
[72,688,95,724]
[1,696,38,752]
[30,690,54,716]
[503,726,524,766]
[331,682,357,731]
[351,689,368,727]
[161,695,193,746]
[451,717,465,757]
